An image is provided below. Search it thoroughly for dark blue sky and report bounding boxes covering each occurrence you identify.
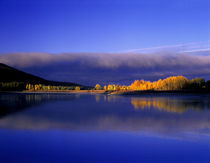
[0,0,210,85]
[0,0,209,53]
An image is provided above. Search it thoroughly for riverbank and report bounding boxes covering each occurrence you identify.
[110,90,210,95]
[22,90,106,94]
[1,89,210,95]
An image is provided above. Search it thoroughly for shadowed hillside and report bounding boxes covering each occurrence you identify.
[0,63,88,90]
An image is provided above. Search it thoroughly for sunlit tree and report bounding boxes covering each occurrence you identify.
[75,86,80,90]
[95,84,102,90]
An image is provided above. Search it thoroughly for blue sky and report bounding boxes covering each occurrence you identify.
[0,0,210,85]
[0,0,209,53]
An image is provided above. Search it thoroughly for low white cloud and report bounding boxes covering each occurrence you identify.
[0,43,210,84]
[1,51,210,69]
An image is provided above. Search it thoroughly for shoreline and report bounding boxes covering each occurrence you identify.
[110,90,210,95]
[0,90,107,94]
[1,89,210,95]
[23,90,107,94]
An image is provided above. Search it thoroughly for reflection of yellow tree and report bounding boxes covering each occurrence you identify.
[95,95,100,102]
[132,100,152,110]
[131,98,203,114]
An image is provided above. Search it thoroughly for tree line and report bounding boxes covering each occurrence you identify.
[96,76,210,91]
[1,75,210,92]
[0,82,81,91]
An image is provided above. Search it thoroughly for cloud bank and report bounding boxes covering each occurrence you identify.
[0,44,210,85]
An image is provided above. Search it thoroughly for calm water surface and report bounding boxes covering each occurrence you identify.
[0,93,210,163]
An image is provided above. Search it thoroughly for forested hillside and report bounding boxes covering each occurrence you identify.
[0,63,86,91]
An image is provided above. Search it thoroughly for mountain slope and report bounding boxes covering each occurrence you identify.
[0,63,82,87]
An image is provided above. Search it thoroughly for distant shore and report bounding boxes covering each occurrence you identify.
[0,90,106,94]
[1,89,210,95]
[110,90,210,95]
[22,90,106,94]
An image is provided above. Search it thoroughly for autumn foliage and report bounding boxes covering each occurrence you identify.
[104,76,206,91]
[130,76,190,90]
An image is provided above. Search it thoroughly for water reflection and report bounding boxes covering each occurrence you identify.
[0,93,210,137]
[0,93,76,117]
[131,97,207,113]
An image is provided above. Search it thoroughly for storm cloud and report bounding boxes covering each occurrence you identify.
[1,48,210,85]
